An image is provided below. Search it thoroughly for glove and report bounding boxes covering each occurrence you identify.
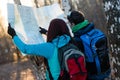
[39,27,47,34]
[7,23,16,38]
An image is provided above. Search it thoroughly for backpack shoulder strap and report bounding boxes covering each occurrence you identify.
[44,58,53,80]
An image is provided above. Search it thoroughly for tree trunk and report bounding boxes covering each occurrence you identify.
[103,0,120,79]
[14,0,21,5]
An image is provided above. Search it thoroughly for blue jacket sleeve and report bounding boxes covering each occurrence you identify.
[13,36,55,59]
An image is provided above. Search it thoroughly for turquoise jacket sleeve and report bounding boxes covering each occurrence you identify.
[13,36,55,59]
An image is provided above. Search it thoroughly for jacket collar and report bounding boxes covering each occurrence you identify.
[72,20,89,33]
[74,23,94,36]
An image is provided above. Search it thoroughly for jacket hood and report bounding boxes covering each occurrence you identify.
[52,35,70,48]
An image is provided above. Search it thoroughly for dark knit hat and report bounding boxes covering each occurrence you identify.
[67,11,85,25]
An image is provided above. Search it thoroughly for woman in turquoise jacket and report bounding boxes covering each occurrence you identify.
[7,18,74,80]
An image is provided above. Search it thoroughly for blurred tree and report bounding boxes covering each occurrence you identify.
[103,0,120,79]
[14,0,21,5]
